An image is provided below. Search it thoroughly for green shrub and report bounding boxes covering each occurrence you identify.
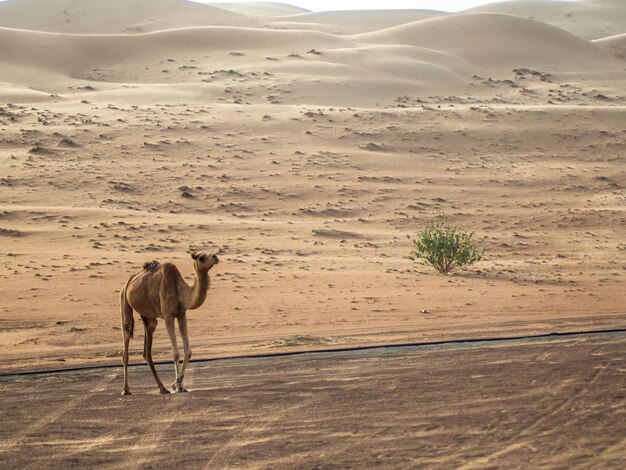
[408,217,484,275]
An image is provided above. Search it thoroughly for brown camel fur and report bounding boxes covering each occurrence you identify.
[119,251,219,395]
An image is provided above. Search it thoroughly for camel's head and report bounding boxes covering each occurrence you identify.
[191,251,219,271]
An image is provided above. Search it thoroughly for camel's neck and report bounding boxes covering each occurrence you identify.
[184,268,210,310]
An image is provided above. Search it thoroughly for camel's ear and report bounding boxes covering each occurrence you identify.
[190,251,198,260]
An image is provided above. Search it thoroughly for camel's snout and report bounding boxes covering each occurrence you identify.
[210,254,219,265]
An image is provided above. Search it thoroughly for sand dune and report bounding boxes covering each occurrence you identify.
[0,26,349,77]
[206,1,309,16]
[265,44,475,105]
[0,0,623,41]
[468,0,626,40]
[266,10,447,35]
[359,13,619,70]
[595,32,626,55]
[0,3,622,104]
[0,19,486,106]
[0,25,475,105]
[0,82,56,102]
[0,0,257,33]
[273,44,475,85]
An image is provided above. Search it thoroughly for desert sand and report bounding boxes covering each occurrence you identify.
[0,0,625,465]
[1,333,625,468]
[0,0,624,373]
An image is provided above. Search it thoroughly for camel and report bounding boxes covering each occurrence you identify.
[119,251,219,395]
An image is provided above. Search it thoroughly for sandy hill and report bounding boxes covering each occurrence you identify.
[0,0,625,105]
[0,0,257,33]
[595,32,626,55]
[468,0,626,40]
[0,1,625,106]
[0,25,350,75]
[206,2,309,16]
[0,23,471,105]
[2,0,624,39]
[359,13,618,71]
[266,10,447,35]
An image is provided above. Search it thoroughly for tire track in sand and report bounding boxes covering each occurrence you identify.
[27,433,119,469]
[0,373,118,455]
[121,367,196,470]
[121,399,184,470]
[458,361,610,470]
[205,397,318,469]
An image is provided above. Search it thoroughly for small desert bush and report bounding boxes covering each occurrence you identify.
[408,217,484,275]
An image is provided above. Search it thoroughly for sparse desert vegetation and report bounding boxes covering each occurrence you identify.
[408,217,484,275]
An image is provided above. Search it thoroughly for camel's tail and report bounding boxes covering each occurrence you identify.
[120,286,134,339]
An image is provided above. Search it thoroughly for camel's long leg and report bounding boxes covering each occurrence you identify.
[164,315,182,392]
[141,316,169,395]
[120,289,133,396]
[177,312,191,392]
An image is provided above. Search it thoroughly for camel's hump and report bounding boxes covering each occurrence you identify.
[143,260,161,272]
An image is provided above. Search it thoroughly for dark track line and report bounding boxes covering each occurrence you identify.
[2,327,625,379]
